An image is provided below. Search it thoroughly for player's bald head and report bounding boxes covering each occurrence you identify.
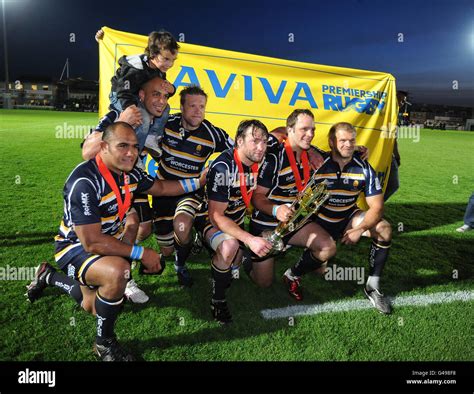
[102,121,137,143]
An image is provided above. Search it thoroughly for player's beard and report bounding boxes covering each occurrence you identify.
[245,150,264,164]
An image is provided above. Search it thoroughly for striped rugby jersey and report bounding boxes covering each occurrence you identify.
[313,151,382,223]
[207,148,257,227]
[54,159,155,262]
[251,134,326,229]
[156,113,234,180]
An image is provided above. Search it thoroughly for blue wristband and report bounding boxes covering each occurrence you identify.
[272,205,279,218]
[179,178,201,193]
[130,245,144,260]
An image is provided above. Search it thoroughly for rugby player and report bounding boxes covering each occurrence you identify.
[25,122,207,361]
[147,85,234,288]
[82,76,174,303]
[205,120,272,324]
[248,110,336,291]
[285,121,393,314]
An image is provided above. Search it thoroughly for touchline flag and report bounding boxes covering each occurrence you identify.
[98,26,398,197]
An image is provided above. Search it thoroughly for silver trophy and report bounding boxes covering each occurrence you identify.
[263,177,330,254]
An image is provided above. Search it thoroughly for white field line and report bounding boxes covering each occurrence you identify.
[260,290,474,320]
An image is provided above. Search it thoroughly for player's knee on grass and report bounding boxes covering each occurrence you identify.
[254,276,273,288]
[252,259,274,288]
[216,239,240,268]
[374,219,392,242]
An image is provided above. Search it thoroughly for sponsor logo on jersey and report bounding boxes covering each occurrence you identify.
[166,138,179,147]
[375,177,381,190]
[81,193,91,216]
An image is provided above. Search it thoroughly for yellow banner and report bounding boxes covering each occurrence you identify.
[98,26,398,196]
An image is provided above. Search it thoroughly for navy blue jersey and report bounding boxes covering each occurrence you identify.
[157,114,234,180]
[314,152,382,223]
[54,159,155,260]
[207,149,256,227]
[251,135,325,228]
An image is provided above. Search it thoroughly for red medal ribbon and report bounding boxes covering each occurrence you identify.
[284,138,310,192]
[233,149,258,208]
[95,154,131,221]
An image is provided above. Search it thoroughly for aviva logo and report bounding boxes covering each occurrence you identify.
[171,66,387,115]
[172,66,318,108]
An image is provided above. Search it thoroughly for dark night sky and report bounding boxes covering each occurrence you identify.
[1,0,473,106]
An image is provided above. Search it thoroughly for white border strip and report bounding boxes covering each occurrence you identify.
[260,290,474,319]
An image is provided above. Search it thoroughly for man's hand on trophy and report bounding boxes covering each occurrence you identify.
[248,236,273,258]
[308,148,324,170]
[275,204,293,223]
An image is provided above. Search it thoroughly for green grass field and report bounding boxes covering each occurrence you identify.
[0,109,473,361]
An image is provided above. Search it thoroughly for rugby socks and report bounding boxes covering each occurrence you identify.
[211,263,232,301]
[366,239,391,290]
[241,249,253,277]
[174,234,192,272]
[94,291,124,345]
[47,271,83,306]
[291,249,325,277]
[366,276,380,291]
